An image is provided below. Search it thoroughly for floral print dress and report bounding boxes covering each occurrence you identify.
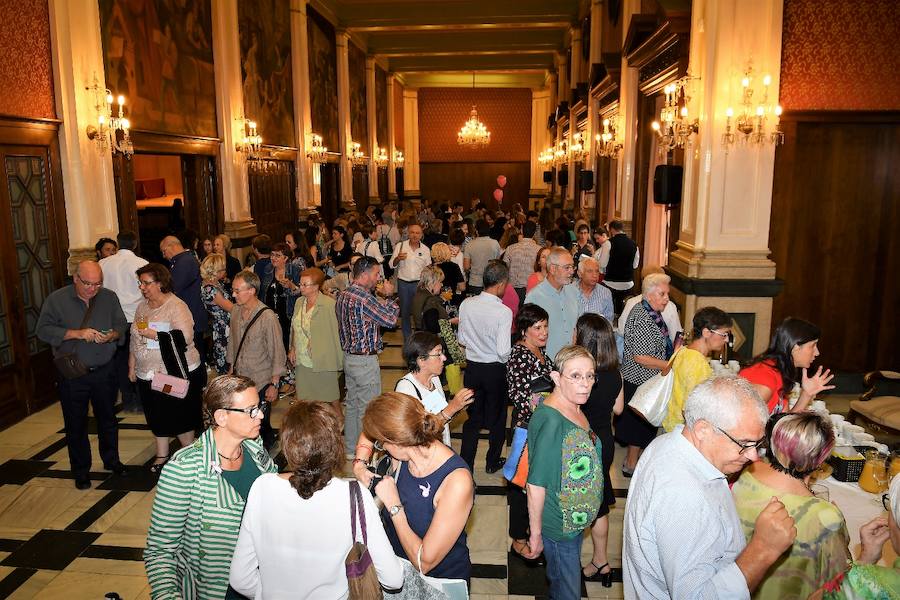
[201,281,230,374]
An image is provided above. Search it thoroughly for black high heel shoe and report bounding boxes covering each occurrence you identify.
[582,561,613,587]
[509,543,545,568]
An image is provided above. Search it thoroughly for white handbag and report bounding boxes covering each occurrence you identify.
[628,350,680,426]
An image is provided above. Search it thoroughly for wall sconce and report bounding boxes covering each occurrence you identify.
[374,147,389,168]
[553,141,569,166]
[306,133,327,163]
[538,147,554,167]
[85,74,133,158]
[393,150,404,167]
[349,141,367,166]
[651,75,700,154]
[569,132,588,162]
[236,118,263,159]
[596,115,623,158]
[722,63,784,152]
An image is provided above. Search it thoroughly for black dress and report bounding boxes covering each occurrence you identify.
[582,368,622,517]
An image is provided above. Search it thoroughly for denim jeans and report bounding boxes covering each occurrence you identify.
[542,534,583,600]
[397,279,418,339]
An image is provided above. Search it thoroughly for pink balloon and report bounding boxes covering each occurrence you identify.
[493,188,504,202]
[496,175,507,188]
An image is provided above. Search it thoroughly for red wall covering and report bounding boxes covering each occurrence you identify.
[0,0,55,119]
[418,87,531,162]
[779,0,900,111]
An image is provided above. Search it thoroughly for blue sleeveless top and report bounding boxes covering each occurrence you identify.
[382,452,471,582]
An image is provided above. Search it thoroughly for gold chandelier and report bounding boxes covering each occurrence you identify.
[651,75,699,154]
[722,63,784,151]
[457,74,491,147]
[596,115,623,158]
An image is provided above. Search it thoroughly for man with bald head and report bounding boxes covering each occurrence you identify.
[160,235,206,357]
[37,260,128,489]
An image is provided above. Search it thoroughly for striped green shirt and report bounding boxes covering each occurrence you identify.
[144,428,276,599]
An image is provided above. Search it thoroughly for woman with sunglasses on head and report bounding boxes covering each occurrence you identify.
[662,307,733,432]
[129,263,207,473]
[361,391,475,586]
[524,345,605,600]
[740,317,835,415]
[145,375,277,600]
[732,412,850,599]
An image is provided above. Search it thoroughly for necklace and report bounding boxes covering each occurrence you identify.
[217,444,243,462]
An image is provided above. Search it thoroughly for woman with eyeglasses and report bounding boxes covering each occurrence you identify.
[361,391,475,586]
[145,375,277,600]
[740,317,835,415]
[812,475,900,599]
[661,307,733,433]
[287,268,343,413]
[129,263,207,473]
[523,345,605,600]
[732,412,850,599]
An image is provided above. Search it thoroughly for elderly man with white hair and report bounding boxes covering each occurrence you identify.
[617,271,677,475]
[564,256,614,323]
[524,247,580,358]
[624,376,798,599]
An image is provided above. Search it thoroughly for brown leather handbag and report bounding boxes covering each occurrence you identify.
[345,480,383,599]
[53,298,96,379]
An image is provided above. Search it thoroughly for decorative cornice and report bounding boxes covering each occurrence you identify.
[665,268,785,298]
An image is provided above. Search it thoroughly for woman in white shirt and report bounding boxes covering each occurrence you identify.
[394,331,474,445]
[229,402,403,599]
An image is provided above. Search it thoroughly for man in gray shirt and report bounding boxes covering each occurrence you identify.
[623,377,797,599]
[36,261,128,490]
[463,219,501,295]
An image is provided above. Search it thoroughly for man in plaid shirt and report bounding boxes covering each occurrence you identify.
[336,256,399,453]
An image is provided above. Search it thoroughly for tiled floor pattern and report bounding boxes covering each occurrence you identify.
[0,329,862,599]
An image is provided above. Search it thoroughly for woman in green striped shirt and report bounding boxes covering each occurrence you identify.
[144,375,277,599]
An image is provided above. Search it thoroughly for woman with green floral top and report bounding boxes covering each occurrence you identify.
[524,345,604,600]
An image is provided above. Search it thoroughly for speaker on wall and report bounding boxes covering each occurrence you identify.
[579,169,594,191]
[653,164,683,205]
[543,170,553,183]
[558,170,569,187]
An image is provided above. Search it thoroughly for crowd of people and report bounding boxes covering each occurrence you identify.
[33,199,897,599]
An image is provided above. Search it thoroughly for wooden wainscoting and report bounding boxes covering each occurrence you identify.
[770,111,900,372]
[419,162,530,212]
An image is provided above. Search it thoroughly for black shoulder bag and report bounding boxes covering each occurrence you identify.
[53,298,96,379]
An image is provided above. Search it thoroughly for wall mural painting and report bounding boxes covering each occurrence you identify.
[238,0,295,147]
[348,41,368,149]
[307,8,339,151]
[100,0,217,138]
[375,65,388,150]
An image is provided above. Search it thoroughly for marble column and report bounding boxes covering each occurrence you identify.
[290,0,319,213]
[556,52,568,105]
[386,74,398,199]
[48,0,118,269]
[212,0,256,243]
[529,87,553,209]
[402,88,421,200]
[666,0,785,357]
[336,30,354,208]
[365,56,380,204]
[615,1,643,233]
[570,27,583,93]
[589,0,603,65]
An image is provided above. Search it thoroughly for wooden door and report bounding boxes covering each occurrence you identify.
[0,146,67,427]
[182,154,221,242]
[248,158,297,242]
[319,162,340,226]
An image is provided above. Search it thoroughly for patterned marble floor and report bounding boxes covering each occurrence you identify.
[0,328,863,599]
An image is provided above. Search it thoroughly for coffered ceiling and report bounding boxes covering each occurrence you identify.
[310,0,584,88]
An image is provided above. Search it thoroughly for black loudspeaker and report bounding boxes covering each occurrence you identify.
[558,170,569,187]
[543,170,553,183]
[653,164,683,205]
[579,169,594,191]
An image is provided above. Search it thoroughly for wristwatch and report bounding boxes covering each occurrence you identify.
[388,504,404,518]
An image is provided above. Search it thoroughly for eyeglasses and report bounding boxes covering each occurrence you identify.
[298,282,318,288]
[715,426,766,455]
[562,372,595,385]
[710,329,731,339]
[77,275,103,288]
[232,286,254,293]
[137,279,157,288]
[883,494,891,512]
[552,263,575,271]
[423,352,444,359]
[221,401,268,419]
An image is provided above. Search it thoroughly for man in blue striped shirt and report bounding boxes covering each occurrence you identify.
[336,256,399,453]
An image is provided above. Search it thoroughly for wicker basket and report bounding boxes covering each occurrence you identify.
[827,449,866,482]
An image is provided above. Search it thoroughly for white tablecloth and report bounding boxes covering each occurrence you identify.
[822,476,895,566]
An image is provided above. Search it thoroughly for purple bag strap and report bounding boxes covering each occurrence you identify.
[349,480,368,545]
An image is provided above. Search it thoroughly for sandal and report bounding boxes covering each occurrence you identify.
[149,456,169,474]
[582,561,613,587]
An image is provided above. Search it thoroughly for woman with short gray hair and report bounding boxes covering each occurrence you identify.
[617,272,674,476]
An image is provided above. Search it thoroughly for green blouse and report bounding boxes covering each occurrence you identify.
[733,471,851,599]
[822,558,900,599]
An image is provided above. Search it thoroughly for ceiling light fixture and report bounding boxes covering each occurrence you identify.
[457,73,491,148]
